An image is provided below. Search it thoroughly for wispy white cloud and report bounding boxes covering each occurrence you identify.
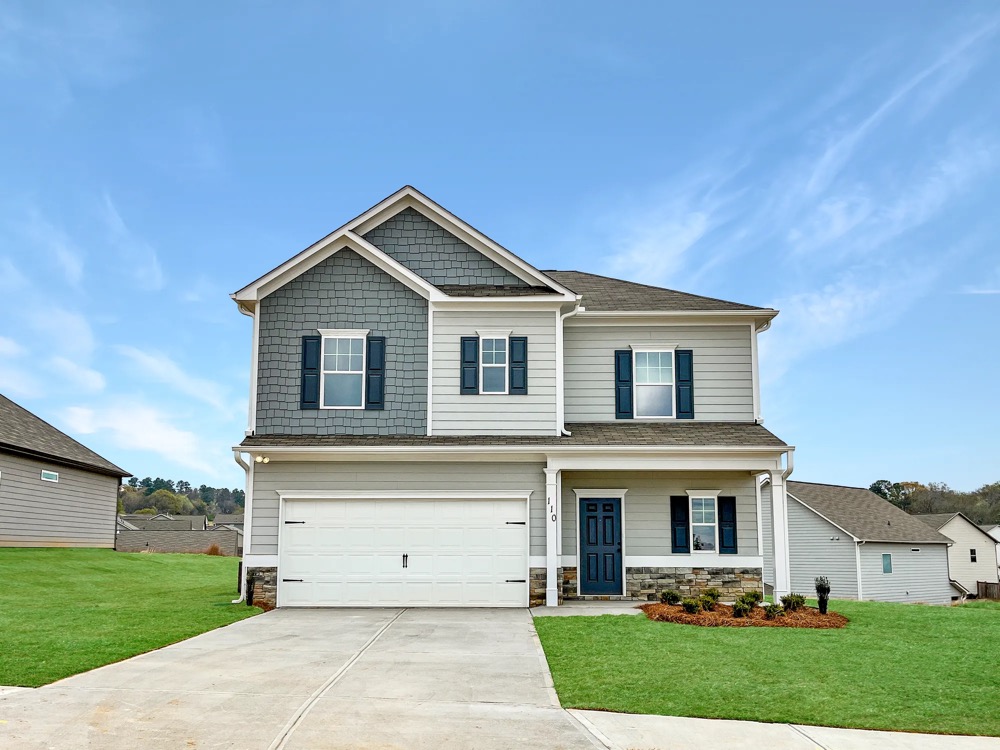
[49,356,106,393]
[64,401,225,478]
[0,335,25,357]
[116,345,232,414]
[21,208,85,286]
[27,307,96,359]
[0,257,30,290]
[101,193,165,290]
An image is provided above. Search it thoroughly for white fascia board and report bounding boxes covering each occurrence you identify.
[433,298,569,309]
[568,310,779,327]
[238,443,792,456]
[348,188,578,299]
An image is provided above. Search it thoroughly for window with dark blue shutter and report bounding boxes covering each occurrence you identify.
[509,336,528,395]
[675,349,694,419]
[670,496,690,553]
[300,335,321,409]
[718,496,738,554]
[460,337,479,394]
[365,336,385,410]
[614,350,633,419]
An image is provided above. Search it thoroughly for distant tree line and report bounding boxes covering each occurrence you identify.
[869,480,1000,525]
[118,476,246,518]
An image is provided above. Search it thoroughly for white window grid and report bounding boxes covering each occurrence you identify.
[320,335,366,409]
[633,348,676,418]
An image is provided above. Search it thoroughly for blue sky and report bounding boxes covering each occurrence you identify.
[1,2,998,490]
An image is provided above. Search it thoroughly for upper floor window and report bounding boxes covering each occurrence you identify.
[40,470,59,483]
[970,549,977,563]
[634,349,675,418]
[481,337,508,394]
[321,332,365,409]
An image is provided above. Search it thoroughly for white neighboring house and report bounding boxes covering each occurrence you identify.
[914,513,1000,596]
[761,480,955,604]
[981,524,1000,574]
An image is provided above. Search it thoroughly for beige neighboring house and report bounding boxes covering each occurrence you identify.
[915,513,1000,596]
[0,393,129,548]
[981,524,1000,573]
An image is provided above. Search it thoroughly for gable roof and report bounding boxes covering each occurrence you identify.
[232,186,578,308]
[914,513,999,544]
[544,270,773,315]
[784,481,952,544]
[0,394,128,478]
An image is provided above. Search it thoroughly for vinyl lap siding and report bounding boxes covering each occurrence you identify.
[560,471,759,559]
[250,461,546,556]
[432,310,557,435]
[0,452,118,548]
[785,496,859,599]
[563,324,754,422]
[938,518,1000,591]
[859,543,952,604]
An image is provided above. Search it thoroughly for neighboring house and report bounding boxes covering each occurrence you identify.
[761,480,954,605]
[212,513,245,530]
[981,524,1000,572]
[914,513,1000,596]
[116,517,139,532]
[231,186,795,609]
[0,393,129,548]
[115,527,242,556]
[119,514,208,531]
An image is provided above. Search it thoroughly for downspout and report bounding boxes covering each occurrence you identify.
[856,540,865,601]
[232,449,252,604]
[557,303,584,436]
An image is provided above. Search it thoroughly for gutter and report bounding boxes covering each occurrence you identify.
[231,449,252,605]
[557,303,584,436]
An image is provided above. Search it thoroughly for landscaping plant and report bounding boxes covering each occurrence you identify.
[698,594,716,612]
[680,597,702,614]
[742,590,763,606]
[731,599,752,618]
[660,589,682,605]
[763,603,784,620]
[815,576,831,614]
[780,593,806,612]
[702,587,722,603]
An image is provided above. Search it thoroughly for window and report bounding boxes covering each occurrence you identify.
[40,470,59,482]
[480,337,508,394]
[690,496,717,552]
[911,548,921,553]
[971,549,977,563]
[882,553,893,574]
[634,350,674,417]
[320,334,365,408]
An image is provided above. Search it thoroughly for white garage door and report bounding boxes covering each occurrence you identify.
[278,498,528,607]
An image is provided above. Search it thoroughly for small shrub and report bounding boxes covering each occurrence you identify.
[660,589,682,605]
[815,576,831,615]
[742,590,764,606]
[680,597,701,614]
[698,595,716,612]
[763,603,784,620]
[780,593,806,612]
[702,587,722,603]
[731,599,752,618]
[205,544,222,556]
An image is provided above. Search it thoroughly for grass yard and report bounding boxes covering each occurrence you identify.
[1,548,260,687]
[535,599,1000,736]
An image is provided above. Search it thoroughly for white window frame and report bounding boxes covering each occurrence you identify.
[317,328,368,410]
[686,489,719,554]
[477,330,510,396]
[882,553,893,574]
[970,548,977,563]
[632,346,676,419]
[40,470,59,483]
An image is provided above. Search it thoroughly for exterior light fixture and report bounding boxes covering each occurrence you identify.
[254,455,270,464]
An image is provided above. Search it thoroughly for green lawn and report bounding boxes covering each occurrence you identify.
[0,548,260,687]
[535,599,1000,736]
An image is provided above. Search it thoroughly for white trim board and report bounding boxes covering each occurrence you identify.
[274,490,535,501]
[530,555,765,568]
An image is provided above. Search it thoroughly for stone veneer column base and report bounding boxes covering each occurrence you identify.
[246,566,277,610]
[528,567,546,607]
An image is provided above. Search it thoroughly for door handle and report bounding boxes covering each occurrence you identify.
[402,553,408,569]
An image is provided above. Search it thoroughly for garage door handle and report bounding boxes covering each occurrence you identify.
[506,521,526,525]
[505,579,526,583]
[284,520,305,525]
[282,578,303,582]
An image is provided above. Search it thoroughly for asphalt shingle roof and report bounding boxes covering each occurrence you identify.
[437,284,556,297]
[241,421,786,449]
[0,394,128,477]
[542,270,771,313]
[911,513,959,531]
[786,481,953,544]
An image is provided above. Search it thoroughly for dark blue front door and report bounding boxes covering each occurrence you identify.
[579,498,622,595]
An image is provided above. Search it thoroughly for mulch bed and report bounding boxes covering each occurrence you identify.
[639,602,848,629]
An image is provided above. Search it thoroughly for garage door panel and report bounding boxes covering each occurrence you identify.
[278,498,528,607]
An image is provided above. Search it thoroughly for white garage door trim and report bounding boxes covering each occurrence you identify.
[276,490,532,608]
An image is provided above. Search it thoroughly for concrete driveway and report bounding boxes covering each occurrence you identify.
[0,608,600,749]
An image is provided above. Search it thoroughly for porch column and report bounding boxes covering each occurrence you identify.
[769,470,791,598]
[544,467,560,607]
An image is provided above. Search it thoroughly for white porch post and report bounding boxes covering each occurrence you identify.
[769,470,791,598]
[544,467,560,607]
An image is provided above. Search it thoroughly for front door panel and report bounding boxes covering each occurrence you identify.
[579,498,622,595]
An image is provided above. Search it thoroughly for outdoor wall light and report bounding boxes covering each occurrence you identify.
[254,455,270,464]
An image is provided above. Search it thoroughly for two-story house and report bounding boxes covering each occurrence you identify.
[231,187,794,609]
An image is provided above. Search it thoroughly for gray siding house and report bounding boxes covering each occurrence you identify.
[762,480,954,604]
[231,187,795,609]
[0,394,129,548]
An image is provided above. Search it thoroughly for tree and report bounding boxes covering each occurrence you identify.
[127,477,139,489]
[199,485,216,504]
[176,480,192,495]
[868,480,917,511]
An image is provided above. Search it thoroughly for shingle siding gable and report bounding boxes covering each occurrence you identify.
[363,207,529,287]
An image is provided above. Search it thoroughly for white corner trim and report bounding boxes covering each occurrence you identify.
[427,303,434,436]
[275,489,534,501]
[243,554,278,568]
[750,322,762,422]
[572,488,628,499]
[317,328,369,337]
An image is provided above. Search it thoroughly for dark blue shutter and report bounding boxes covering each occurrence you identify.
[719,496,738,554]
[460,337,479,394]
[509,336,528,395]
[676,349,694,419]
[614,350,633,419]
[670,496,690,553]
[300,335,321,409]
[365,336,385,410]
